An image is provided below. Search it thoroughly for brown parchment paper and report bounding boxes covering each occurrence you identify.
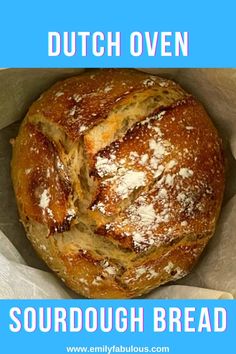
[0,68,235,299]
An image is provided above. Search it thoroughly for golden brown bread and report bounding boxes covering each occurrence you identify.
[11,69,225,298]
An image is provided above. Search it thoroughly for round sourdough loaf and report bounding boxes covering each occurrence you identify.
[11,69,225,298]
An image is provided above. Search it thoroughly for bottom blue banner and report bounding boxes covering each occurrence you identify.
[0,300,234,353]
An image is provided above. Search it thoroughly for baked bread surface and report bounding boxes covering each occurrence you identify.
[11,69,225,298]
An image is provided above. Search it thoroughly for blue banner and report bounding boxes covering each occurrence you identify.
[0,300,234,354]
[0,0,235,67]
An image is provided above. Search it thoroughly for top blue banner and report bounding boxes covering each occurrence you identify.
[0,0,235,67]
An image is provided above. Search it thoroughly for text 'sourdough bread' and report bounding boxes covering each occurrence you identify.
[11,69,225,298]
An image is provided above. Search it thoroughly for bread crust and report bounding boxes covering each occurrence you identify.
[11,69,225,298]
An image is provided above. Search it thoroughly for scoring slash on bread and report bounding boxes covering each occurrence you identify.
[11,69,225,298]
